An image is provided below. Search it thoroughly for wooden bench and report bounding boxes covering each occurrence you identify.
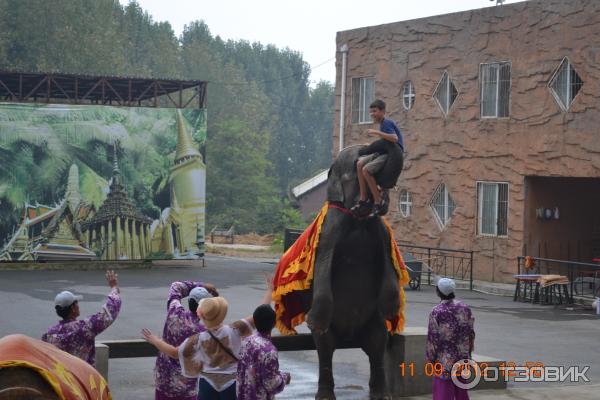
[210,225,234,244]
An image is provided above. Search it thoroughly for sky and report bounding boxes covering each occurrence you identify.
[119,0,525,85]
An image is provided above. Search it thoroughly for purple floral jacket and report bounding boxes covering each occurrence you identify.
[237,332,287,400]
[155,281,205,400]
[426,299,475,378]
[41,287,121,366]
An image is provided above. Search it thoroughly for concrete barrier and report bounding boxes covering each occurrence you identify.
[385,327,431,396]
[97,329,506,397]
[95,343,109,380]
[384,327,506,397]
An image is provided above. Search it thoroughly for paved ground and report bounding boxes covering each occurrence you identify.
[0,255,598,399]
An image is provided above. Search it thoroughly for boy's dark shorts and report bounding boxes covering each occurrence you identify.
[358,153,388,175]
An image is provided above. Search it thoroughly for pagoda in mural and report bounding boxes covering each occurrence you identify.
[150,110,206,258]
[0,164,96,261]
[83,145,153,260]
[1,110,205,262]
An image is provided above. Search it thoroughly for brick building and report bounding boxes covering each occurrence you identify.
[333,0,600,282]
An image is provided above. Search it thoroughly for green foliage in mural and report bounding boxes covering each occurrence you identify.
[0,104,206,244]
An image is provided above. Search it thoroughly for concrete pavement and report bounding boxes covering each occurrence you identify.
[0,254,598,399]
[404,383,600,399]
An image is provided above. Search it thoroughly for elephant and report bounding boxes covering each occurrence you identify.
[0,367,59,400]
[305,144,403,400]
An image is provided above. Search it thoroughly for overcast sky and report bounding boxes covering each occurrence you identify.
[120,0,525,85]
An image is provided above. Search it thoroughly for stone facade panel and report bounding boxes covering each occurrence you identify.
[333,0,600,282]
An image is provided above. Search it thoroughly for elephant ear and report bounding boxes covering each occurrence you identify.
[326,166,344,203]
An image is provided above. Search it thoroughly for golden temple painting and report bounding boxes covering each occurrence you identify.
[0,104,206,261]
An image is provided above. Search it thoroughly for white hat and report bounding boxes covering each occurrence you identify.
[54,291,83,308]
[436,278,456,296]
[189,287,212,302]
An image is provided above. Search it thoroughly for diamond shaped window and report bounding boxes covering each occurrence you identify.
[433,71,458,116]
[549,57,583,111]
[430,183,456,228]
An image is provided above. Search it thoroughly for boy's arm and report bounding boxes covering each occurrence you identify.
[357,138,390,156]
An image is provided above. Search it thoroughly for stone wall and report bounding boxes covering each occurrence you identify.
[333,0,600,282]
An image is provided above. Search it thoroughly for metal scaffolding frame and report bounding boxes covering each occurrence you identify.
[0,71,207,109]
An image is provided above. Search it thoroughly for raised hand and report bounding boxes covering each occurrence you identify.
[203,283,219,297]
[142,328,180,359]
[263,272,275,291]
[142,328,159,346]
[106,270,118,288]
[261,273,275,305]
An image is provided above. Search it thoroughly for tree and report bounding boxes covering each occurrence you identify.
[206,118,285,234]
[306,81,335,173]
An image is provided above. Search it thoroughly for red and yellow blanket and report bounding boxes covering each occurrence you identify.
[0,334,111,400]
[273,202,410,335]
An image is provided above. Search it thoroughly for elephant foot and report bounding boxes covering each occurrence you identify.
[315,388,336,400]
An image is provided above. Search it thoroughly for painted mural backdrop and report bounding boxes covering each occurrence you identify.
[0,103,206,261]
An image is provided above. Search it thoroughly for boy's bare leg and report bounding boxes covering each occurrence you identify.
[356,159,368,202]
[351,159,374,216]
[363,168,382,204]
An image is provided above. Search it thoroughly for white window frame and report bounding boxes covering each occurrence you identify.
[430,183,456,229]
[351,77,375,124]
[548,57,583,112]
[476,181,509,237]
[398,189,412,217]
[402,80,415,110]
[479,61,511,119]
[432,71,459,117]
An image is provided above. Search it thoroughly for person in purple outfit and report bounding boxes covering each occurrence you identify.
[237,304,290,400]
[143,277,273,400]
[426,277,475,400]
[41,270,121,367]
[154,281,217,400]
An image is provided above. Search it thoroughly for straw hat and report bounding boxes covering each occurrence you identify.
[198,297,228,329]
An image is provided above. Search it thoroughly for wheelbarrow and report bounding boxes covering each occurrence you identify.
[403,252,423,290]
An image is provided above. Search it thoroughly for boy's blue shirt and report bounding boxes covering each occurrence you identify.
[380,118,404,151]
